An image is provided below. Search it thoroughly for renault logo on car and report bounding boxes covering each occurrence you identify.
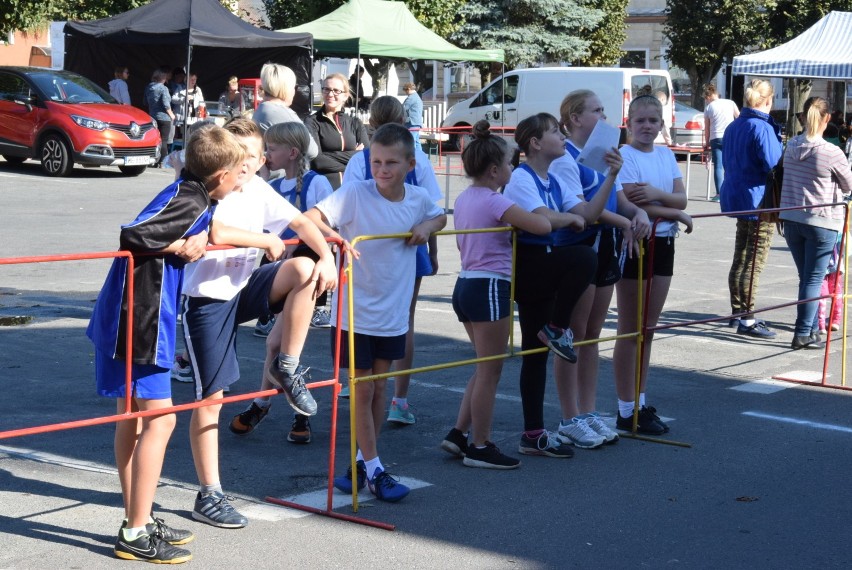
[129,122,141,137]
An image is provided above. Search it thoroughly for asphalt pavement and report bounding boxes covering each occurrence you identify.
[1,156,851,569]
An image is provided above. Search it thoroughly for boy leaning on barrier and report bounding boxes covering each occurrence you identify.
[86,126,244,564]
[305,123,447,502]
[181,119,337,529]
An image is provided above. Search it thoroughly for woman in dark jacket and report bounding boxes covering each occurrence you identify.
[144,68,175,167]
[720,79,782,338]
[305,73,369,189]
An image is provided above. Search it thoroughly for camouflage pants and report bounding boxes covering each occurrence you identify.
[729,218,775,317]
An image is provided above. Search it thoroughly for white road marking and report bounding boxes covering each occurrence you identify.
[729,379,791,394]
[771,370,828,383]
[742,411,852,434]
[269,476,433,515]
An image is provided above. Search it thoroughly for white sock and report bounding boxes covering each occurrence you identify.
[741,318,755,327]
[364,456,384,480]
[356,449,364,462]
[639,393,646,407]
[253,397,272,408]
[392,397,407,408]
[618,399,636,418]
[122,526,147,541]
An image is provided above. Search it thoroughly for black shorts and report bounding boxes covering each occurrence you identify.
[581,229,622,287]
[621,236,675,280]
[452,275,511,322]
[330,327,406,371]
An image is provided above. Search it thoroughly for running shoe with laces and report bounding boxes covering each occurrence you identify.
[333,460,367,493]
[387,401,416,425]
[229,402,270,435]
[556,417,606,449]
[463,442,521,469]
[368,468,410,502]
[338,383,350,398]
[645,406,670,433]
[615,406,666,436]
[149,516,194,545]
[737,320,776,338]
[287,413,312,444]
[253,315,275,337]
[310,306,332,328]
[114,528,192,563]
[192,491,248,528]
[518,430,574,458]
[537,324,578,363]
[170,355,193,383]
[582,412,619,444]
[440,427,468,457]
[266,362,317,416]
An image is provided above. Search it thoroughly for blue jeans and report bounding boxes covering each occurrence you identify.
[784,221,838,336]
[405,122,422,153]
[710,138,724,196]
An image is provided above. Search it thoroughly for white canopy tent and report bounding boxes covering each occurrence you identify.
[732,11,852,78]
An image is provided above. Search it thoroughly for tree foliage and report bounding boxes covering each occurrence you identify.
[572,0,628,67]
[452,0,605,69]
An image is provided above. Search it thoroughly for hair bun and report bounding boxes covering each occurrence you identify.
[636,85,653,97]
[472,120,492,140]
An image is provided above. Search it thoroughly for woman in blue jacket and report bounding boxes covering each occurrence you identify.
[720,79,782,338]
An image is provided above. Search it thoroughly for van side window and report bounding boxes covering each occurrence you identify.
[474,75,519,107]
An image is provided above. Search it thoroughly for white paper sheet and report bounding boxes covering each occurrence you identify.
[575,120,621,175]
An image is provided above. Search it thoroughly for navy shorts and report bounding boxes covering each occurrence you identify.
[415,244,432,278]
[183,261,285,398]
[582,229,622,287]
[452,276,511,322]
[621,236,675,280]
[330,327,406,371]
[95,349,172,400]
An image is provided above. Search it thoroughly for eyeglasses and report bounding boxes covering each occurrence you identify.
[322,87,346,96]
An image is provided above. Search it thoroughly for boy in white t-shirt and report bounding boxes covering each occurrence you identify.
[703,84,740,201]
[306,123,446,502]
[182,119,337,528]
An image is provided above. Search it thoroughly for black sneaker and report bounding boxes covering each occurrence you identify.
[737,321,776,338]
[229,402,270,435]
[792,335,824,350]
[114,529,192,563]
[266,363,318,416]
[518,430,574,458]
[287,413,312,444]
[149,516,194,545]
[440,428,468,457]
[463,442,521,469]
[192,491,248,528]
[644,406,670,433]
[616,407,666,435]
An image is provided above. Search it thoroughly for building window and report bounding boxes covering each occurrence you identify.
[620,50,648,69]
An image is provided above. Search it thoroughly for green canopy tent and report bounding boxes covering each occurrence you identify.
[280,0,503,104]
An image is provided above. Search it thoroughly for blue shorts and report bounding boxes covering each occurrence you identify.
[415,244,432,278]
[183,262,284,399]
[452,275,511,322]
[330,327,406,371]
[95,348,172,400]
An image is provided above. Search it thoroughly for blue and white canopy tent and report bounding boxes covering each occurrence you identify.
[732,11,852,79]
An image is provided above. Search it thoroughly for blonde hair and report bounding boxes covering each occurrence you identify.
[744,79,774,109]
[324,73,350,94]
[403,82,417,91]
[224,117,263,141]
[628,93,664,123]
[265,122,312,194]
[185,126,245,181]
[803,96,830,141]
[559,89,596,135]
[260,63,296,102]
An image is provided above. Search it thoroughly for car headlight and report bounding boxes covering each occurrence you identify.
[71,115,108,131]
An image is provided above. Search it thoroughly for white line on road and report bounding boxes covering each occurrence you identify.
[742,411,852,433]
[729,379,791,394]
[270,476,433,515]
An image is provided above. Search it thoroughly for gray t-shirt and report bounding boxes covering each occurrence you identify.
[252,101,318,160]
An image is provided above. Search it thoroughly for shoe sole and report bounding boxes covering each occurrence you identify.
[191,510,247,529]
[440,440,465,457]
[252,330,270,337]
[369,488,409,502]
[463,457,520,469]
[517,446,574,458]
[536,331,578,363]
[737,328,776,339]
[228,410,268,436]
[115,550,193,563]
[287,434,312,444]
[171,376,194,383]
[615,422,666,436]
[387,416,415,425]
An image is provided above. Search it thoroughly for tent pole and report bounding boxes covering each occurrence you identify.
[182,45,193,144]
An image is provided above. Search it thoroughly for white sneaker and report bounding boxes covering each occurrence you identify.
[170,355,193,383]
[583,412,619,444]
[310,306,331,328]
[556,417,605,449]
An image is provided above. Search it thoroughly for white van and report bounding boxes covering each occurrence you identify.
[441,67,674,148]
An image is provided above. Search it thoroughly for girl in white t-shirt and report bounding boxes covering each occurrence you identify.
[440,120,551,470]
[612,94,692,436]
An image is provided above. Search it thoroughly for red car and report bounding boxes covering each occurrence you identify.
[0,66,161,176]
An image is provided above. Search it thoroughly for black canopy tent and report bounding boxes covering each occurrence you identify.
[63,0,314,117]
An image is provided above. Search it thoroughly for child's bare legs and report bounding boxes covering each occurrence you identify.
[464,319,510,446]
[390,277,421,412]
[577,284,614,412]
[270,257,316,357]
[120,397,176,529]
[354,360,392,460]
[115,399,141,517]
[189,391,224,487]
[555,284,594,420]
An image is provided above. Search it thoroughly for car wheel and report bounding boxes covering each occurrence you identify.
[41,135,73,177]
[2,155,27,165]
[118,165,147,176]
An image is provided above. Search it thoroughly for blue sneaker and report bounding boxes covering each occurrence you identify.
[368,468,410,502]
[333,460,366,493]
[536,324,577,363]
[737,321,776,339]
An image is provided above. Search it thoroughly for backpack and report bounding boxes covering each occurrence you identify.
[760,156,784,235]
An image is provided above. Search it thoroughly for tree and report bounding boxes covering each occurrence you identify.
[664,0,768,108]
[261,0,345,30]
[572,0,628,67]
[452,0,604,70]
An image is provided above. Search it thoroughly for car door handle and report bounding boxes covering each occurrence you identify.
[506,108,517,112]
